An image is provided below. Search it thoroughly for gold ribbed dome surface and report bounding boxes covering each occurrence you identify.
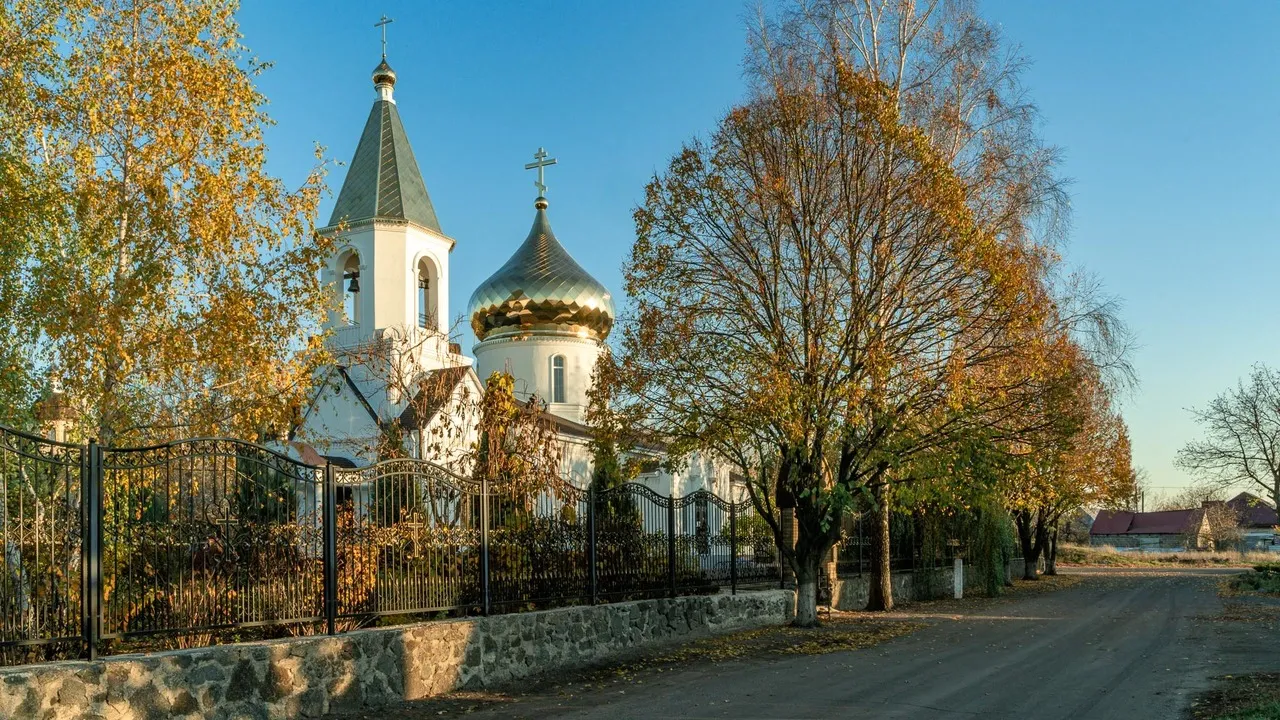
[372,59,397,87]
[469,199,614,342]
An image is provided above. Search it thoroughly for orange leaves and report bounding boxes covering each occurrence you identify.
[9,0,336,442]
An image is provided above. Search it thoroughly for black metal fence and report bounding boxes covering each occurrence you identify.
[0,425,780,666]
[836,510,966,576]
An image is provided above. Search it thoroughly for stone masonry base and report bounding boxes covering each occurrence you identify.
[0,590,794,720]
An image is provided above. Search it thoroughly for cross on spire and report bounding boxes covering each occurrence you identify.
[524,147,558,198]
[374,15,394,59]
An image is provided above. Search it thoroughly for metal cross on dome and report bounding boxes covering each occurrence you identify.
[374,15,394,59]
[525,147,558,197]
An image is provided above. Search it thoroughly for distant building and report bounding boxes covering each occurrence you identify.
[1089,509,1210,550]
[1225,492,1279,550]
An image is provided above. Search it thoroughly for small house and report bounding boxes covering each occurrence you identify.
[1089,508,1210,550]
[1225,492,1279,550]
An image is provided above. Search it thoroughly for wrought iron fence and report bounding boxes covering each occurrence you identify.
[0,424,782,665]
[836,510,967,576]
[0,426,84,666]
[98,439,326,646]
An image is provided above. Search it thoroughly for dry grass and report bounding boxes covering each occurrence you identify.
[1057,543,1272,568]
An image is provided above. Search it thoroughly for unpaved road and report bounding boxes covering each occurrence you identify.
[347,567,1276,719]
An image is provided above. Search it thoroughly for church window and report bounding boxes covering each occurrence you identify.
[551,355,566,403]
[417,259,433,329]
[342,253,361,325]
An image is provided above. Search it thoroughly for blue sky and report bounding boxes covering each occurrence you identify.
[237,1,1280,497]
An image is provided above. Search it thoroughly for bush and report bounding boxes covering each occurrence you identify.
[969,506,1017,596]
[1232,568,1280,595]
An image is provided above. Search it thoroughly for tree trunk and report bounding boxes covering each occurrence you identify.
[1044,522,1059,576]
[1015,510,1041,581]
[792,551,821,627]
[1035,516,1049,575]
[866,487,894,611]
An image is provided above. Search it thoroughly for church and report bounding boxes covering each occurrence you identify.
[291,56,736,500]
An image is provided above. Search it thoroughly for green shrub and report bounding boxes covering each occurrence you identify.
[1232,568,1280,595]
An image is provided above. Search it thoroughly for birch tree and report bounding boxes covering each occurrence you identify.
[16,0,333,443]
[0,1,87,425]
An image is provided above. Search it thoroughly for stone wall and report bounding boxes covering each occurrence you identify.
[832,568,954,610]
[0,590,792,720]
[831,559,1027,610]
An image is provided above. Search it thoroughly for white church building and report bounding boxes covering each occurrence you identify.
[291,57,736,500]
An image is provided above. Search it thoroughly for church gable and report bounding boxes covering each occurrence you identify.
[293,366,383,461]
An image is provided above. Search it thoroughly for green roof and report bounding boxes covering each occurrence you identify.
[328,99,442,234]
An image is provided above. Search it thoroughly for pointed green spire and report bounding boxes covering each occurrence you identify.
[327,61,442,234]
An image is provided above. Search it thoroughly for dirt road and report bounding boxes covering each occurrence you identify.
[345,568,1274,719]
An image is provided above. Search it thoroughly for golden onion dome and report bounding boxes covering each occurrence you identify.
[469,197,614,342]
[372,59,397,88]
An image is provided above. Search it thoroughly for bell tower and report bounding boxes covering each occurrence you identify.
[320,52,455,363]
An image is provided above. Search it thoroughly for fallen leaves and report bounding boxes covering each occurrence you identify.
[646,617,925,665]
[1190,673,1280,719]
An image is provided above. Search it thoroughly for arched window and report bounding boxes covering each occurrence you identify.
[550,355,566,404]
[342,253,361,326]
[416,258,433,329]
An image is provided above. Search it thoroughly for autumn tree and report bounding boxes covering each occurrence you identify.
[473,371,570,508]
[0,1,87,426]
[751,0,1135,607]
[583,352,657,525]
[1037,350,1132,575]
[1177,363,1280,526]
[14,0,333,444]
[618,33,1055,623]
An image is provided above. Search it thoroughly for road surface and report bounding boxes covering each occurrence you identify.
[341,567,1273,720]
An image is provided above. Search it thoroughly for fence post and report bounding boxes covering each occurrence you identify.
[667,495,677,599]
[729,501,738,595]
[910,515,918,572]
[858,511,864,577]
[82,441,102,661]
[322,463,337,636]
[480,475,491,616]
[587,485,598,605]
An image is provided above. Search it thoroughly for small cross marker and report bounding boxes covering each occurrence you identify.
[374,15,394,59]
[524,147,558,197]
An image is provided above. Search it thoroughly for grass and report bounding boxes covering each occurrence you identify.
[1229,565,1280,593]
[1057,543,1273,568]
[1191,674,1280,719]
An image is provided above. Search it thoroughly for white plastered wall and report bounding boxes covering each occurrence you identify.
[321,221,453,339]
[473,335,604,424]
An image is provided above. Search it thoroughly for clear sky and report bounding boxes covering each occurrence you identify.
[236,1,1280,497]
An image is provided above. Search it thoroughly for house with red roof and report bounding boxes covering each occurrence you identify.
[1225,492,1279,550]
[1089,508,1210,550]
